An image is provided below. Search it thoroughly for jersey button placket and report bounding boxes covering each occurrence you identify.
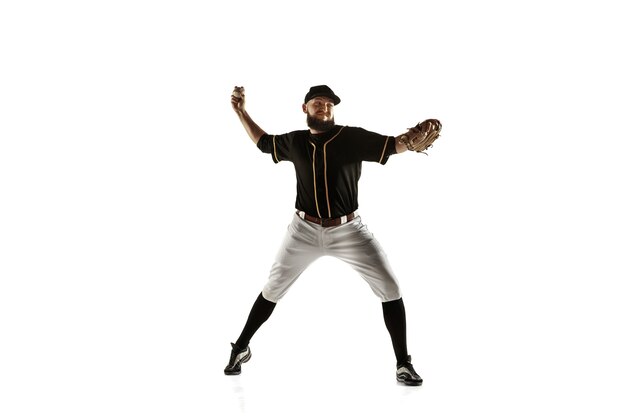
[318,153,327,216]
[313,142,326,219]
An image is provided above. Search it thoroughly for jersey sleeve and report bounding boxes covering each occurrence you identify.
[352,127,397,165]
[256,133,293,163]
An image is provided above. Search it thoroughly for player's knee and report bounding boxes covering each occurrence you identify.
[261,287,283,303]
[375,279,402,302]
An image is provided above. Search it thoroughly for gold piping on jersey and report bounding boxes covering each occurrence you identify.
[309,141,322,218]
[272,135,279,162]
[379,136,391,164]
[322,126,346,218]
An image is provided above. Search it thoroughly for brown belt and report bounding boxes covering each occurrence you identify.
[296,210,357,227]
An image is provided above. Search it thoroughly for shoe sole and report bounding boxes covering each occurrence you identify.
[397,376,422,386]
[224,350,252,376]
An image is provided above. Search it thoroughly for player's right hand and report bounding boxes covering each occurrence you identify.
[231,86,245,113]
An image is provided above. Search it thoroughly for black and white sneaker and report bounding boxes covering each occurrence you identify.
[224,343,251,375]
[396,355,423,386]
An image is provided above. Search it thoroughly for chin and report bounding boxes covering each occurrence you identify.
[306,113,335,131]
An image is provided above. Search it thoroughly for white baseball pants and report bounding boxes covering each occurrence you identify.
[261,213,402,303]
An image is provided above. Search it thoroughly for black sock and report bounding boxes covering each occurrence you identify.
[234,293,276,350]
[382,298,409,366]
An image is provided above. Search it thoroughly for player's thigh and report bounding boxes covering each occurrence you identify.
[327,218,401,300]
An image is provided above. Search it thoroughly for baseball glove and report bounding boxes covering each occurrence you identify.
[399,119,442,154]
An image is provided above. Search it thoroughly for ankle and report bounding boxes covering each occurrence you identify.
[232,342,248,353]
[396,355,411,367]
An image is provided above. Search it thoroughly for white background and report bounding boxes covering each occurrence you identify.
[1,1,625,416]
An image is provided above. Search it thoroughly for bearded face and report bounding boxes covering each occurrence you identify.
[304,97,336,132]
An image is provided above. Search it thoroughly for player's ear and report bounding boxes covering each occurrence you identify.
[302,103,307,113]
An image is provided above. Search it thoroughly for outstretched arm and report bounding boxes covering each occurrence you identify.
[231,86,266,145]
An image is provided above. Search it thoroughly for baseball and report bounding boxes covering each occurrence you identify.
[232,87,244,98]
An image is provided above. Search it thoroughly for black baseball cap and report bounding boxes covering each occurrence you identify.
[304,85,341,105]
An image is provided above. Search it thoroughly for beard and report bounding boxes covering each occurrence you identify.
[306,113,335,132]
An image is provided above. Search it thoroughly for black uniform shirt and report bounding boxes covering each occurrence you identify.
[257,125,396,218]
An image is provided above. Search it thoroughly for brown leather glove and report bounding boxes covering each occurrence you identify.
[399,119,442,154]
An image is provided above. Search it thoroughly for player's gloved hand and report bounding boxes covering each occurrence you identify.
[231,86,246,114]
[399,119,442,154]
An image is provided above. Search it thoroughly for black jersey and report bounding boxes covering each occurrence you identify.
[257,125,396,218]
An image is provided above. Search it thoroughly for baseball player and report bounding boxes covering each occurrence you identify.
[225,85,441,386]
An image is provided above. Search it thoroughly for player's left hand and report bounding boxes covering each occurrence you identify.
[399,119,442,154]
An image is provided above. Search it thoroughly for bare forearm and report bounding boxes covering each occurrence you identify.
[395,135,409,154]
[230,86,266,144]
[236,110,266,144]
